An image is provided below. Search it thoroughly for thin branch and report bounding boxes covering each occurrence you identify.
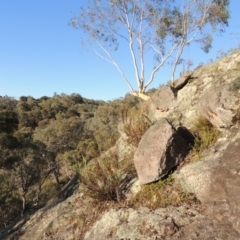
[139,6,145,83]
[171,3,188,83]
[170,0,213,84]
[150,44,165,65]
[123,2,141,88]
[145,41,179,89]
[94,48,114,64]
[130,0,138,30]
[171,38,186,84]
[95,41,135,92]
[109,26,129,42]
[185,0,212,44]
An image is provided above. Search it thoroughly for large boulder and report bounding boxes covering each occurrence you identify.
[134,118,189,184]
[174,132,240,237]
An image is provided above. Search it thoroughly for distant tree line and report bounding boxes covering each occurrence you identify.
[0,93,141,230]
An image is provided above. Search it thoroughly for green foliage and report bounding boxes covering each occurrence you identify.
[190,116,221,161]
[86,96,141,151]
[33,117,86,153]
[0,93,141,231]
[38,180,60,205]
[0,172,22,229]
[129,175,198,210]
[77,139,99,162]
[0,133,20,169]
[0,94,109,231]
[80,151,135,202]
[86,100,121,151]
[0,110,18,133]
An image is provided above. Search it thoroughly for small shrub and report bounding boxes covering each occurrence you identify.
[80,151,136,202]
[39,180,60,204]
[129,175,198,209]
[121,106,153,147]
[190,116,221,161]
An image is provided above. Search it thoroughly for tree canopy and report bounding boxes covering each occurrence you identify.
[70,0,229,99]
[0,93,142,230]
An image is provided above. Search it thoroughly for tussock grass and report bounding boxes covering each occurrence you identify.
[80,151,136,202]
[128,175,198,209]
[189,116,221,161]
[121,106,153,147]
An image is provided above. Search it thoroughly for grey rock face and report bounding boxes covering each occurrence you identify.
[84,206,203,240]
[150,86,177,112]
[198,77,240,128]
[177,217,240,240]
[134,119,189,184]
[174,133,240,238]
[1,191,85,240]
[173,71,193,90]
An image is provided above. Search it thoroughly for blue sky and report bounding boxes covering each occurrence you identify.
[0,1,240,101]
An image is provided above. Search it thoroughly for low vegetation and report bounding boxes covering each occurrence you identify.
[80,150,136,202]
[189,116,221,162]
[1,94,215,233]
[128,175,199,210]
[121,104,153,147]
[0,93,140,230]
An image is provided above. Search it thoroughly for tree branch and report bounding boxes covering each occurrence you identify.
[95,41,135,93]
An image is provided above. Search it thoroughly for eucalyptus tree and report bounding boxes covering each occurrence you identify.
[71,0,229,99]
[12,145,40,216]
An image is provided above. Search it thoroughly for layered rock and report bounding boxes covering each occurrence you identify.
[198,77,240,128]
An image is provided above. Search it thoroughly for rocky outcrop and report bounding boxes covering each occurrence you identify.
[174,131,240,237]
[147,52,240,129]
[150,85,177,112]
[177,217,240,239]
[134,118,189,184]
[0,190,84,240]
[84,206,203,240]
[173,71,194,90]
[3,52,240,240]
[198,77,240,128]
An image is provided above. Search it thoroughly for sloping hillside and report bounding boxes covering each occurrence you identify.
[1,51,240,240]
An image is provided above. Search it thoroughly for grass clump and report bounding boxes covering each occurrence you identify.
[80,151,136,202]
[128,175,198,209]
[121,106,153,147]
[190,116,221,161]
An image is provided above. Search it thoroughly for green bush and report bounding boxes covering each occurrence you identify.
[0,172,22,229]
[190,116,221,161]
[80,151,135,202]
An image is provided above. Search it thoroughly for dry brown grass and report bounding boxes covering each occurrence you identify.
[80,150,136,202]
[128,175,199,210]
